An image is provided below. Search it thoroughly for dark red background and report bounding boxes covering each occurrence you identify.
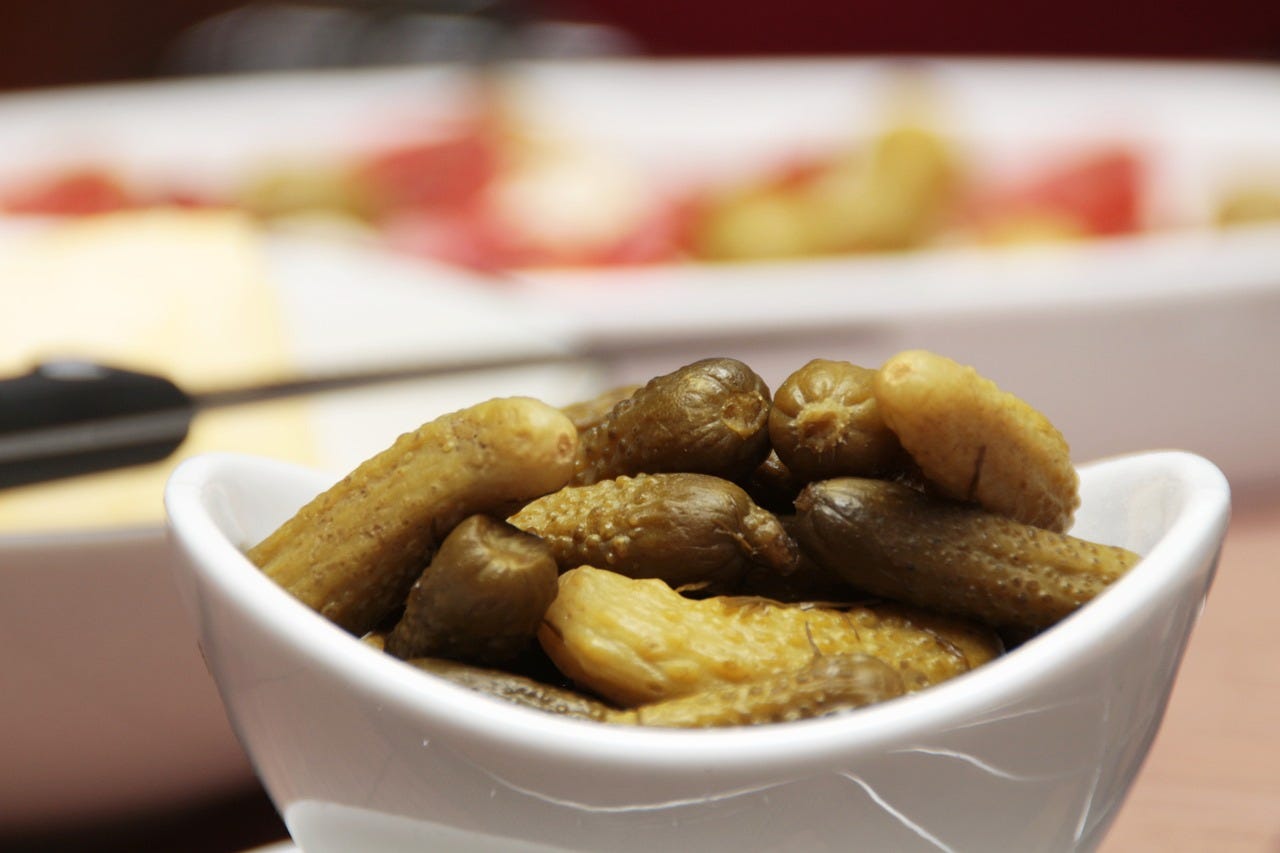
[2,0,1278,91]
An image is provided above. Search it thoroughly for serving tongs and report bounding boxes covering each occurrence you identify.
[0,350,589,490]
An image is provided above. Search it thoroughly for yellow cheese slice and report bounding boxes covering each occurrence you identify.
[0,210,317,533]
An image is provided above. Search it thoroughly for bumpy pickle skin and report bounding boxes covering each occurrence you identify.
[385,515,559,665]
[509,472,798,593]
[539,566,1001,707]
[560,384,641,432]
[572,358,772,486]
[248,397,578,636]
[770,358,907,483]
[616,653,905,727]
[873,349,1080,532]
[791,477,1141,635]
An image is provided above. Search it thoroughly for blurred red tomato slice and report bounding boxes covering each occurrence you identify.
[355,130,499,218]
[380,205,508,271]
[383,189,686,271]
[968,148,1144,237]
[2,169,135,216]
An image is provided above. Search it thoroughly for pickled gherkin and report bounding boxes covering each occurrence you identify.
[617,653,905,727]
[386,515,559,665]
[792,477,1139,634]
[539,565,1002,707]
[770,358,906,483]
[510,472,798,593]
[245,348,1148,729]
[572,357,772,486]
[873,349,1079,532]
[249,397,578,635]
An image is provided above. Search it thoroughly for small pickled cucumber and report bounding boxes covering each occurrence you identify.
[616,653,905,727]
[253,350,1129,730]
[572,358,772,486]
[770,358,906,482]
[792,477,1140,634]
[385,515,559,665]
[510,472,798,593]
[539,565,1001,707]
[249,396,578,635]
[874,349,1079,532]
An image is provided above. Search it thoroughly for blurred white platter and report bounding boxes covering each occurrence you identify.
[523,225,1280,493]
[2,56,1278,212]
[0,226,597,832]
[1,57,1278,488]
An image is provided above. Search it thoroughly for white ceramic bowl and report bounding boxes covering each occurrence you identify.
[165,449,1229,852]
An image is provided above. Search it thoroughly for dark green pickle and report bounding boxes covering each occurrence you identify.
[572,358,772,486]
[385,515,559,665]
[770,358,907,483]
[792,477,1140,634]
[511,472,798,593]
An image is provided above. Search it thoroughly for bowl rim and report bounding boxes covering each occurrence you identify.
[165,448,1230,772]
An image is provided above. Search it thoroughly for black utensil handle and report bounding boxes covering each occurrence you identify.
[0,362,195,489]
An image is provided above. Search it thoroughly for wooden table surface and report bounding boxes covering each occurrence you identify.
[1099,483,1280,853]
[12,486,1280,853]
